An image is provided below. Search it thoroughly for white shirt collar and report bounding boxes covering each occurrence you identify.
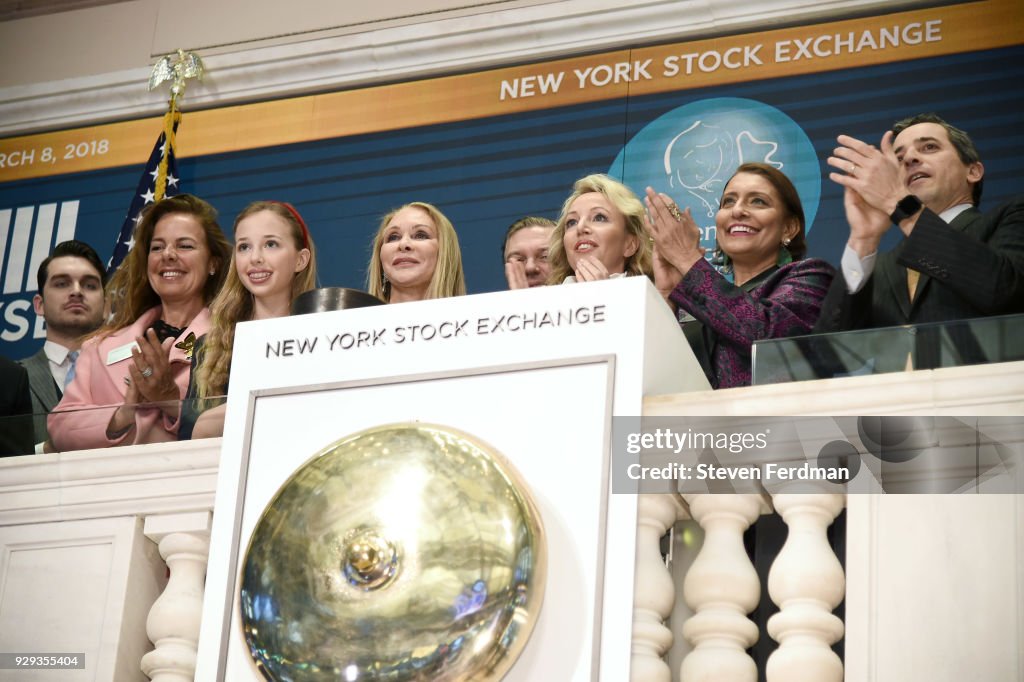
[939,203,973,223]
[43,340,72,365]
[42,340,75,389]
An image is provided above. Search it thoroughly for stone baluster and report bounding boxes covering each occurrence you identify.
[141,512,212,682]
[766,493,845,682]
[679,494,767,682]
[631,493,686,681]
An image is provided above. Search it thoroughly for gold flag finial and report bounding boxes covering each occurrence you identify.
[149,48,204,111]
[146,49,203,201]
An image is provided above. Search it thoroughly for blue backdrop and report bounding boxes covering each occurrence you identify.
[2,45,1022,359]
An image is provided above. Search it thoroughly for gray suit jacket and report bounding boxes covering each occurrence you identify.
[18,348,60,446]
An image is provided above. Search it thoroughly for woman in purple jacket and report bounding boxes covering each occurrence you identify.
[646,162,834,389]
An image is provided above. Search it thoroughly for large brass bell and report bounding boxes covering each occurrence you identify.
[240,423,546,680]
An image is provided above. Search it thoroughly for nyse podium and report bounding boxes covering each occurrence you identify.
[0,278,1020,681]
[195,277,711,681]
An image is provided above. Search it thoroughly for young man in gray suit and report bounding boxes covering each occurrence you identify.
[816,113,1024,330]
[19,240,106,449]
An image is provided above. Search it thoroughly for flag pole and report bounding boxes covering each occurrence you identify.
[149,49,204,201]
[106,49,204,276]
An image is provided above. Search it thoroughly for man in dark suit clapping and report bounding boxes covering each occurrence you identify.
[816,113,1024,332]
[815,113,1024,329]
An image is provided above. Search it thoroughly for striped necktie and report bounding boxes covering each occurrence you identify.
[64,350,80,389]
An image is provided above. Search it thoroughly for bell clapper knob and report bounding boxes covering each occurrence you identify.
[342,528,399,590]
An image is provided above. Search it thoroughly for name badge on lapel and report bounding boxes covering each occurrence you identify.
[106,342,139,365]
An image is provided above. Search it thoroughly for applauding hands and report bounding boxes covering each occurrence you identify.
[644,187,705,299]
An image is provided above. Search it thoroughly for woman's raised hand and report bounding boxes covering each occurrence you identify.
[644,187,705,276]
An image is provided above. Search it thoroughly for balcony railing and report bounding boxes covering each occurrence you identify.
[752,313,1024,385]
[1,361,1021,681]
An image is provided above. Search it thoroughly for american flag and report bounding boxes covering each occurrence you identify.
[106,115,181,273]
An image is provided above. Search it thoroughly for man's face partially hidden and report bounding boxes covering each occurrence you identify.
[893,122,983,213]
[505,225,553,288]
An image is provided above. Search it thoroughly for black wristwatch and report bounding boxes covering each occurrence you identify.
[889,194,923,223]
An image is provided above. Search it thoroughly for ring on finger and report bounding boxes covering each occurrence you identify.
[849,163,857,176]
[667,204,683,221]
[140,366,154,378]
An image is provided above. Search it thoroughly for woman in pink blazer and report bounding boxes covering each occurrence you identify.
[48,195,231,451]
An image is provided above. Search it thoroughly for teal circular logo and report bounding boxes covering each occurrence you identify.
[610,97,820,253]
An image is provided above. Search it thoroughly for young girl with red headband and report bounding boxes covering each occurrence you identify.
[181,200,317,439]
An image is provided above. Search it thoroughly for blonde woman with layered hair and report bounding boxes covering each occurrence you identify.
[367,201,466,303]
[180,200,316,439]
[547,174,653,284]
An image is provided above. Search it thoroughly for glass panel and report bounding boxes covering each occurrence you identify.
[0,395,229,457]
[752,313,1024,385]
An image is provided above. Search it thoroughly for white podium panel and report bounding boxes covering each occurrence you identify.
[0,516,165,682]
[197,278,709,681]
